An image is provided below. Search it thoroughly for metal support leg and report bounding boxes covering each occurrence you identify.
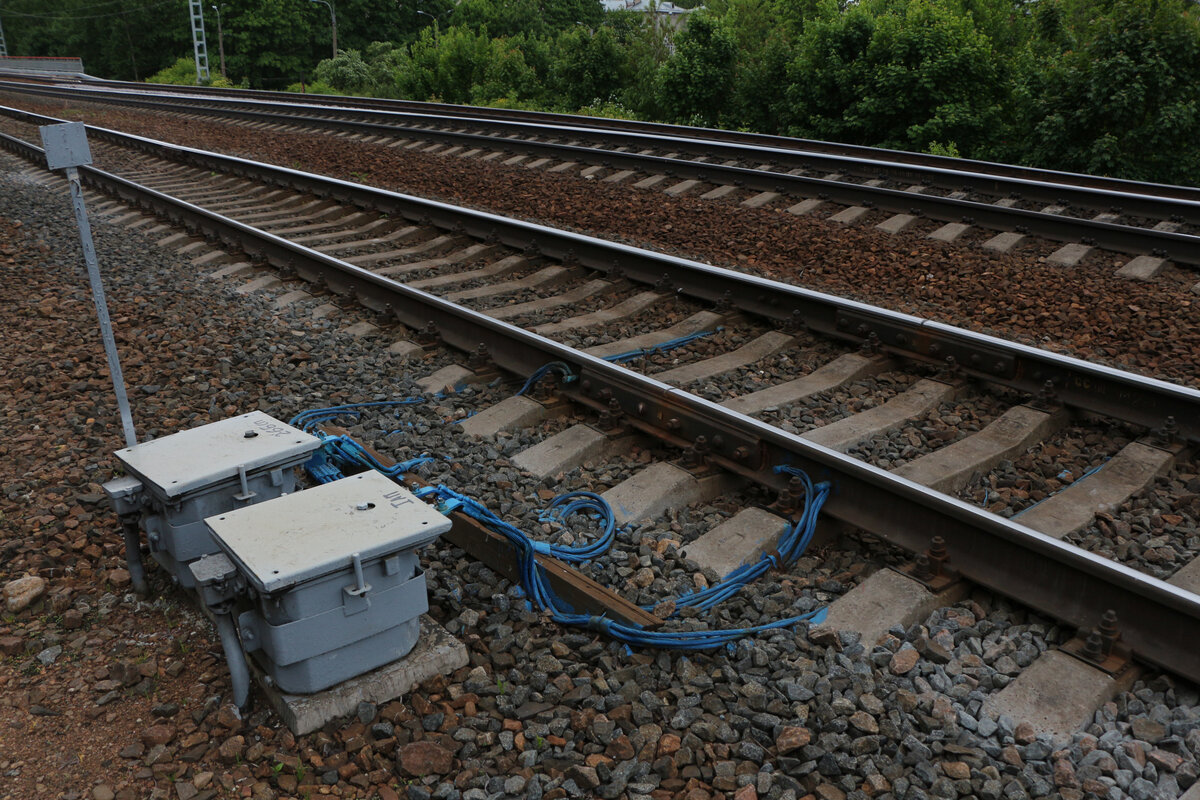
[214,608,251,709]
[118,513,149,596]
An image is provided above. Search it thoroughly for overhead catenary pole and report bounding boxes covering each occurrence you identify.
[0,13,9,58]
[211,5,226,78]
[310,0,337,59]
[39,123,137,449]
[189,0,211,82]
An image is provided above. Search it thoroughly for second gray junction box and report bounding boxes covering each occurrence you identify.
[204,471,451,694]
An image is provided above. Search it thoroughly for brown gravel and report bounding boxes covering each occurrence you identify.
[6,96,1198,390]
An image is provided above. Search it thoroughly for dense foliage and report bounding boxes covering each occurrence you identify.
[6,0,1200,184]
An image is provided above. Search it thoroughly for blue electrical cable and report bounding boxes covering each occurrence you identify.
[290,396,832,650]
[290,399,426,433]
[600,328,723,365]
[533,491,620,563]
[515,362,577,396]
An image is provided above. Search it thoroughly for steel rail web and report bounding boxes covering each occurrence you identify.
[3,127,1199,682]
[2,104,1197,444]
[9,80,1200,251]
[12,73,1200,205]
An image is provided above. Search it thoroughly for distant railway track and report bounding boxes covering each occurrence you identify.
[3,76,1200,275]
[2,103,1198,687]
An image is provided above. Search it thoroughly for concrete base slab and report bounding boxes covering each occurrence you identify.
[1154,220,1181,233]
[584,311,725,360]
[389,340,423,360]
[816,568,969,647]
[700,185,738,201]
[981,650,1140,740]
[741,191,780,209]
[458,396,548,438]
[682,507,789,578]
[548,161,578,173]
[409,254,528,291]
[1169,557,1200,594]
[315,225,419,254]
[579,165,604,178]
[446,265,572,302]
[801,379,957,453]
[983,231,1025,253]
[1046,242,1093,266]
[256,615,467,736]
[272,290,311,309]
[1116,255,1169,280]
[312,303,339,320]
[417,364,475,395]
[156,232,190,248]
[603,462,742,526]
[893,406,1067,493]
[525,158,552,169]
[721,354,888,417]
[829,206,870,225]
[346,234,460,267]
[929,222,970,242]
[534,291,663,336]
[234,275,281,295]
[343,321,380,338]
[512,424,632,478]
[656,331,795,386]
[488,279,609,321]
[665,179,702,196]
[604,170,637,184]
[876,214,917,234]
[208,262,254,280]
[192,249,231,267]
[1183,783,1200,800]
[376,242,501,277]
[1016,441,1177,539]
[787,199,823,216]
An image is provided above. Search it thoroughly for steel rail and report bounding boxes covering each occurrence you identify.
[11,71,1200,205]
[4,126,1199,682]
[3,102,1198,443]
[9,80,1200,240]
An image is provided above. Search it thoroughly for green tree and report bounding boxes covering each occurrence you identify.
[1012,0,1200,184]
[656,13,737,126]
[550,26,623,109]
[785,0,1007,155]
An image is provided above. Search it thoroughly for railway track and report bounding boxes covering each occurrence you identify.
[3,78,1200,279]
[2,103,1198,703]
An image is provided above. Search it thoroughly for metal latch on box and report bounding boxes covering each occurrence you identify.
[343,552,372,615]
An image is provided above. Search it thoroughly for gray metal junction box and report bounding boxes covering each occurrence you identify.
[103,412,320,588]
[199,471,451,694]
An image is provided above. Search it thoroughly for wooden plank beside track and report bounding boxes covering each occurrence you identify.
[323,426,661,629]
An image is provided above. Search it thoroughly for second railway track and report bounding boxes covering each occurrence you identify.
[2,104,1198,692]
[4,78,1200,278]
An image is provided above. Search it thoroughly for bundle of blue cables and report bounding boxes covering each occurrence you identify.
[292,399,831,650]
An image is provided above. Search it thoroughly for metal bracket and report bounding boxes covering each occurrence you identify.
[894,536,961,592]
[835,310,1016,379]
[232,464,257,502]
[1059,609,1136,678]
[342,552,372,616]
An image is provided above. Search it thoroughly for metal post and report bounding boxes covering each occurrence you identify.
[189,0,211,82]
[65,166,138,449]
[0,14,9,58]
[40,123,137,449]
[310,0,337,59]
[212,5,227,78]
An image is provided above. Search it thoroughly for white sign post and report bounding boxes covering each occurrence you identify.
[39,122,138,448]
